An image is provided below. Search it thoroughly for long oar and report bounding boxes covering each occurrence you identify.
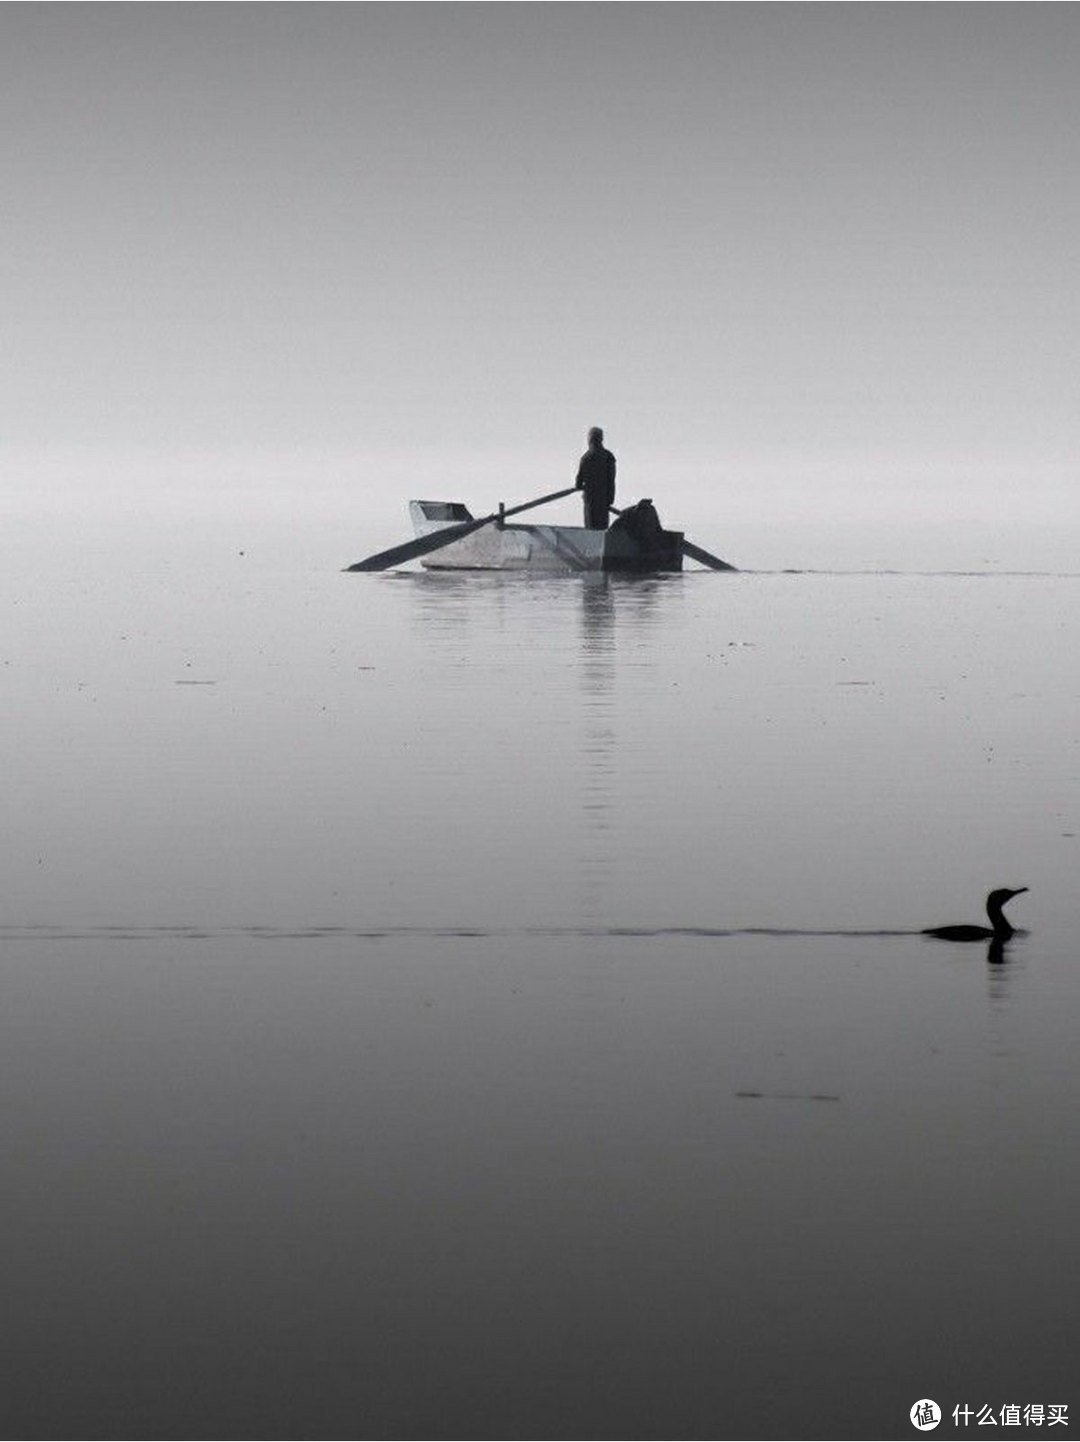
[680,537,737,571]
[609,505,736,572]
[346,486,579,572]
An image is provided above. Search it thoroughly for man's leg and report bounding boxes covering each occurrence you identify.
[584,491,609,530]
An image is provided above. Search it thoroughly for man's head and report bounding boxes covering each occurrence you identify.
[588,426,604,447]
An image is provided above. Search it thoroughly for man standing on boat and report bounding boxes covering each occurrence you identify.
[575,426,616,530]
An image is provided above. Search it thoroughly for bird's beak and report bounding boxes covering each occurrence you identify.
[1010,887,1029,897]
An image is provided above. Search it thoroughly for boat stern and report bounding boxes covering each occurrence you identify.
[602,527,683,572]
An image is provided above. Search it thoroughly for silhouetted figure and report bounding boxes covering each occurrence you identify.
[576,427,616,530]
[922,887,1028,942]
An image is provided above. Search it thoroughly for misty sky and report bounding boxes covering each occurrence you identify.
[3,5,1080,512]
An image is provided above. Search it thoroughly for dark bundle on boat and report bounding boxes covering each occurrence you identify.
[609,498,664,546]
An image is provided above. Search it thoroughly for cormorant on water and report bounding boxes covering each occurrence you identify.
[922,887,1028,942]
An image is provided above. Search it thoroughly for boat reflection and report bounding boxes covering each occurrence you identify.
[576,575,674,920]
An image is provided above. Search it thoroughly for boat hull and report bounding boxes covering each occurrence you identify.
[409,502,683,573]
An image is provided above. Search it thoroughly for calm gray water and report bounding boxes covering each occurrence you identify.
[2,511,1079,1439]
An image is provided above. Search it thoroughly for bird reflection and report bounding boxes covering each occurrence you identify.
[985,942,1017,1006]
[987,935,1008,967]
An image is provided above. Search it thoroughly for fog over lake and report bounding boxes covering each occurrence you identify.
[4,6,1080,1439]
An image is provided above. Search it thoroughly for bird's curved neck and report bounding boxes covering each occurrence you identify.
[986,898,1015,936]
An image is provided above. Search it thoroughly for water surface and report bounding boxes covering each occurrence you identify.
[2,512,1078,1438]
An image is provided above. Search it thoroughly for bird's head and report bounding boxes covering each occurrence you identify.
[988,886,1028,908]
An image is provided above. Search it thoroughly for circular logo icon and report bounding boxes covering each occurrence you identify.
[911,1400,942,1431]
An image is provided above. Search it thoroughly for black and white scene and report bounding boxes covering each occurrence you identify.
[3,5,1079,1440]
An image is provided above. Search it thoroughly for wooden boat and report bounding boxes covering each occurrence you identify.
[345,486,734,573]
[408,500,685,573]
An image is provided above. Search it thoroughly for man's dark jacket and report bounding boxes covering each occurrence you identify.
[576,445,616,529]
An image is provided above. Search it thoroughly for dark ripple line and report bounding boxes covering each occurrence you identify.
[0,924,920,942]
[755,568,1080,578]
[735,1090,842,1102]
